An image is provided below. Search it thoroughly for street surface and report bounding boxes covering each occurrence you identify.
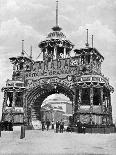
[0,128,116,155]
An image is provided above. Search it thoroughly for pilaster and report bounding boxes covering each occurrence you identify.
[54,46,57,59]
[64,47,66,58]
[3,91,7,109]
[23,90,27,124]
[100,87,103,110]
[12,89,16,110]
[108,93,113,124]
[90,87,93,124]
[79,87,82,107]
[73,87,77,113]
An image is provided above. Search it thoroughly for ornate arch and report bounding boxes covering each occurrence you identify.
[26,82,74,107]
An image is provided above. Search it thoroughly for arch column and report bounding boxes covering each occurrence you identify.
[108,93,113,124]
[3,90,7,109]
[73,86,79,123]
[77,87,82,122]
[100,87,103,107]
[54,46,57,59]
[27,105,32,126]
[79,87,82,107]
[2,90,7,121]
[79,56,82,65]
[100,87,105,124]
[90,86,93,124]
[23,90,27,124]
[12,89,16,110]
[73,87,78,113]
[64,47,66,58]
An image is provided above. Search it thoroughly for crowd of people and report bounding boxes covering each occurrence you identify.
[41,119,65,133]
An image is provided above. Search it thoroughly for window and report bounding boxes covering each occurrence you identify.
[93,88,101,105]
[81,88,90,105]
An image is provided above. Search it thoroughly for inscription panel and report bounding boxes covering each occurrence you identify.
[26,76,73,89]
[25,58,79,80]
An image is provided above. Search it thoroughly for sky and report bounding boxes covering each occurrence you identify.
[0,0,116,121]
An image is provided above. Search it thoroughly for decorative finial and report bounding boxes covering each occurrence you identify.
[21,40,24,56]
[85,29,89,47]
[56,0,58,27]
[30,46,32,59]
[52,0,62,31]
[92,35,93,48]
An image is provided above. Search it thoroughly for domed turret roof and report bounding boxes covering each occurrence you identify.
[39,26,74,49]
[47,30,66,40]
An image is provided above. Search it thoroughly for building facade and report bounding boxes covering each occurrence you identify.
[40,99,72,123]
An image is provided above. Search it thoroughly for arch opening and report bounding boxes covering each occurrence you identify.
[26,83,74,127]
[40,93,72,124]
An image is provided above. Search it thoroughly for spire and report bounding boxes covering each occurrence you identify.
[56,0,58,27]
[92,35,93,48]
[30,46,32,59]
[21,40,24,56]
[85,29,89,47]
[52,0,62,31]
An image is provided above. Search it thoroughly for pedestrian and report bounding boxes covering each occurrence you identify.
[41,120,45,131]
[51,120,54,129]
[56,121,59,133]
[60,119,64,133]
[46,119,50,131]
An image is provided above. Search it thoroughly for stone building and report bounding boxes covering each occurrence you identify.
[40,98,72,123]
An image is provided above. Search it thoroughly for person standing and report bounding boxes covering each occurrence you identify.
[41,120,45,131]
[56,121,60,133]
[60,119,64,133]
[51,120,54,129]
[46,119,50,131]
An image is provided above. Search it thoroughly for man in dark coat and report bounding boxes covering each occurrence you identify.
[60,119,64,133]
[46,119,50,131]
[51,121,54,129]
[56,121,60,133]
[41,120,45,131]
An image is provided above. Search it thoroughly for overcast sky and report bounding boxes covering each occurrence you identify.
[0,0,116,121]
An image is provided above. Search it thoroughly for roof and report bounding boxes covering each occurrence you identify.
[74,47,104,60]
[9,56,32,64]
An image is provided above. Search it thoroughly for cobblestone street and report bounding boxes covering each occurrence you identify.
[0,129,116,155]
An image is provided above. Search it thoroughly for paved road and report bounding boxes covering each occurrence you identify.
[0,129,116,155]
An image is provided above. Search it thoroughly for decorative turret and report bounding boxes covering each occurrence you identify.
[73,30,104,75]
[9,40,33,81]
[39,0,74,62]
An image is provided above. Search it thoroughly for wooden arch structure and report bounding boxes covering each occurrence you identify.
[1,1,114,132]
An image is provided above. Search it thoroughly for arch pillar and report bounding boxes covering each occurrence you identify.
[54,46,57,59]
[90,86,93,124]
[64,47,66,58]
[2,91,7,120]
[108,93,113,124]
[100,87,105,124]
[78,87,82,107]
[12,89,16,110]
[3,91,7,109]
[23,90,28,125]
[73,86,81,123]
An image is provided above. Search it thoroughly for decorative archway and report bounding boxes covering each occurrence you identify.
[25,82,74,125]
